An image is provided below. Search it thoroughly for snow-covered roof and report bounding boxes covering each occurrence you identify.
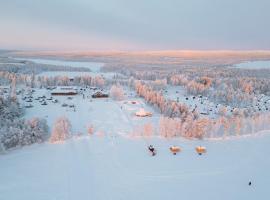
[51,88,77,95]
[135,108,152,117]
[59,86,78,90]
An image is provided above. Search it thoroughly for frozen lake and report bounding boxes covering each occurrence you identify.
[38,71,117,78]
[234,60,270,69]
[14,57,104,72]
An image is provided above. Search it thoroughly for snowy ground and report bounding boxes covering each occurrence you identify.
[1,58,270,200]
[20,87,160,135]
[0,132,270,200]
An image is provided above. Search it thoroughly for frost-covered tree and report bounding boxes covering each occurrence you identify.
[10,75,17,101]
[50,117,72,143]
[143,123,154,137]
[27,118,49,142]
[0,117,48,150]
[93,76,105,87]
[110,84,124,101]
[87,124,94,135]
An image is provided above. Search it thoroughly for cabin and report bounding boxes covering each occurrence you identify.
[135,108,152,117]
[51,91,77,96]
[92,91,109,98]
[51,87,78,96]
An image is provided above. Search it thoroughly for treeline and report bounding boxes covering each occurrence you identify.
[0,96,48,152]
[0,71,106,88]
[0,61,91,74]
[133,81,270,139]
[170,74,270,108]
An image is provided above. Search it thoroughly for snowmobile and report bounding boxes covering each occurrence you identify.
[170,146,181,155]
[196,146,206,155]
[148,145,156,156]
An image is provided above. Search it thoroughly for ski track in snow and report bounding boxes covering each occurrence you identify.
[1,133,270,200]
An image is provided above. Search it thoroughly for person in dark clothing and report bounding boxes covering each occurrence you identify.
[249,181,252,186]
[148,145,156,156]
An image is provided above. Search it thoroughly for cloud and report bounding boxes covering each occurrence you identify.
[0,0,270,50]
[0,18,145,51]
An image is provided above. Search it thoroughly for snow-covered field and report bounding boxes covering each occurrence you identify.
[2,85,269,200]
[20,87,160,135]
[0,132,269,200]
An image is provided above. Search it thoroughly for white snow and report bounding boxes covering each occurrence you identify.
[0,132,269,200]
[2,86,270,200]
[1,57,270,200]
[20,88,160,135]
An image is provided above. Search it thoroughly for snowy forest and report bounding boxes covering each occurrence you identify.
[1,55,270,153]
[1,53,270,200]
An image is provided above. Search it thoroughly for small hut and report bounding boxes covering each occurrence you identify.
[92,91,109,98]
[135,108,152,117]
[51,88,77,96]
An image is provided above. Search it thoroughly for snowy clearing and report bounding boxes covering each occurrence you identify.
[0,133,269,200]
[20,87,161,135]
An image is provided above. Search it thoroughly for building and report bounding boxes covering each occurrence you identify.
[92,91,109,98]
[51,87,78,96]
[135,108,152,117]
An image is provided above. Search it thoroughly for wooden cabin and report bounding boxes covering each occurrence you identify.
[135,108,152,117]
[51,87,78,96]
[51,91,77,96]
[92,91,109,98]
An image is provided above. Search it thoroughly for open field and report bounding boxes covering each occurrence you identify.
[1,131,270,200]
